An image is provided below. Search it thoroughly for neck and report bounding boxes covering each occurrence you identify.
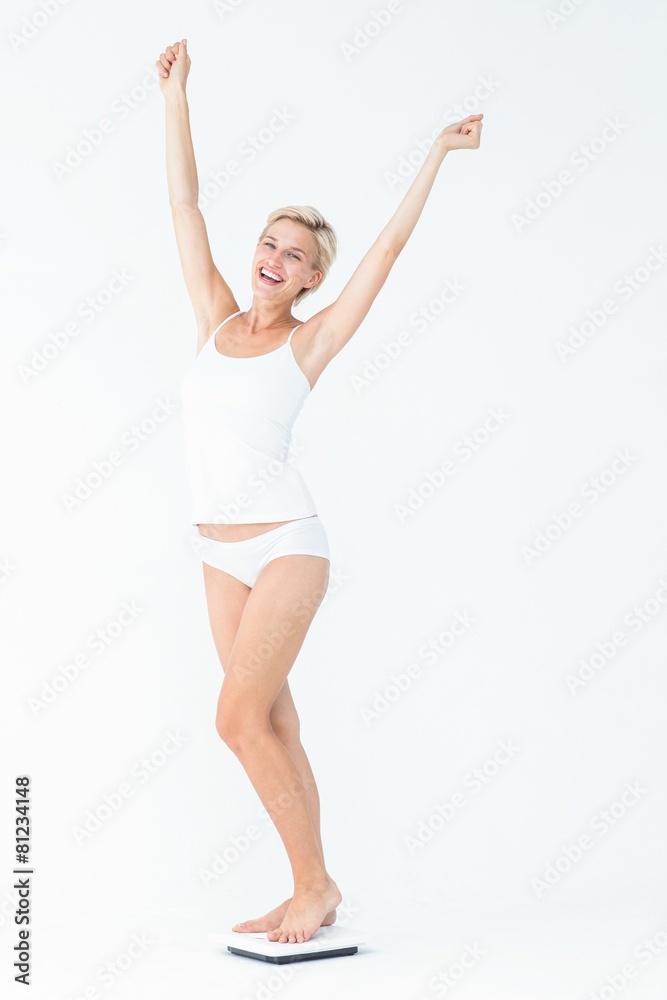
[241,301,296,335]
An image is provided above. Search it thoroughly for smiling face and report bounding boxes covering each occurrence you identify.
[252,218,322,304]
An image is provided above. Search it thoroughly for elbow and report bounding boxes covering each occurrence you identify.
[381,240,404,261]
[170,199,199,213]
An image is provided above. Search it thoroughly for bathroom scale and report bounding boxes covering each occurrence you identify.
[215,924,366,964]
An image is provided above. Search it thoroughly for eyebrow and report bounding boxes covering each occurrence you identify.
[264,235,305,256]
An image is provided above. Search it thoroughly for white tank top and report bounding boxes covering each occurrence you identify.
[181,310,318,525]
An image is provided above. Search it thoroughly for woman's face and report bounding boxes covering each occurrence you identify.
[252,219,321,304]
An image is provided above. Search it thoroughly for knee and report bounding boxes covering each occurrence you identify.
[215,704,267,752]
[215,706,242,749]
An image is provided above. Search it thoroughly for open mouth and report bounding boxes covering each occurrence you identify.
[258,266,283,285]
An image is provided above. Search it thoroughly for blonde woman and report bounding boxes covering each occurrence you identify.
[157,37,482,945]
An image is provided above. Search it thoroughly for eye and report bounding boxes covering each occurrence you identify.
[264,241,299,260]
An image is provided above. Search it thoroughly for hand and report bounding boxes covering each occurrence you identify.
[434,113,483,152]
[156,39,191,95]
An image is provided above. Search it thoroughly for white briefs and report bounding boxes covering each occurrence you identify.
[194,515,330,589]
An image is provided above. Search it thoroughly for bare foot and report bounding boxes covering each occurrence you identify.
[232,897,337,933]
[266,877,342,944]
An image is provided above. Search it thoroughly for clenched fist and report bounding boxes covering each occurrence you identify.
[156,39,191,95]
[435,114,484,153]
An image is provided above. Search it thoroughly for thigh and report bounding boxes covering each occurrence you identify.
[220,554,330,718]
[202,561,252,670]
[202,559,300,736]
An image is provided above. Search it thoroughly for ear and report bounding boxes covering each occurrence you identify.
[304,269,323,290]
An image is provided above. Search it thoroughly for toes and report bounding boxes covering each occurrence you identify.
[266,926,311,944]
[266,924,312,944]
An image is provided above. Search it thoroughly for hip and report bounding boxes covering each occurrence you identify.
[197,518,300,542]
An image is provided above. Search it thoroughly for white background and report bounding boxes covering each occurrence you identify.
[2,0,667,998]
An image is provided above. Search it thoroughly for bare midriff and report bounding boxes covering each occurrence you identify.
[197,520,297,542]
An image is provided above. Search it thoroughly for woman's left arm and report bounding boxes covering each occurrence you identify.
[310,113,483,357]
[379,113,483,252]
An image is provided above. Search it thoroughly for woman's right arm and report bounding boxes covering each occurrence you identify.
[158,40,238,335]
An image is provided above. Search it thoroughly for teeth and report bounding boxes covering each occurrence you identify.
[260,267,282,282]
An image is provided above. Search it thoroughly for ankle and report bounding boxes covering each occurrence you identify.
[293,870,331,892]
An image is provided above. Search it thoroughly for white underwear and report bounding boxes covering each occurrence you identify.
[196,515,330,588]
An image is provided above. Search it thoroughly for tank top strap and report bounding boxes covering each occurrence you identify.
[210,310,242,339]
[287,324,302,346]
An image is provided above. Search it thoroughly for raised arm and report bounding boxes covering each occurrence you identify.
[309,114,483,360]
[157,40,238,339]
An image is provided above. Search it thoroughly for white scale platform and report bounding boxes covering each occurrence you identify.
[214,925,367,964]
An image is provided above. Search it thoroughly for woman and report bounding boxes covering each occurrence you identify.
[157,37,482,946]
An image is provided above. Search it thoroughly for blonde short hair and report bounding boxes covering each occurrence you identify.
[259,205,337,306]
